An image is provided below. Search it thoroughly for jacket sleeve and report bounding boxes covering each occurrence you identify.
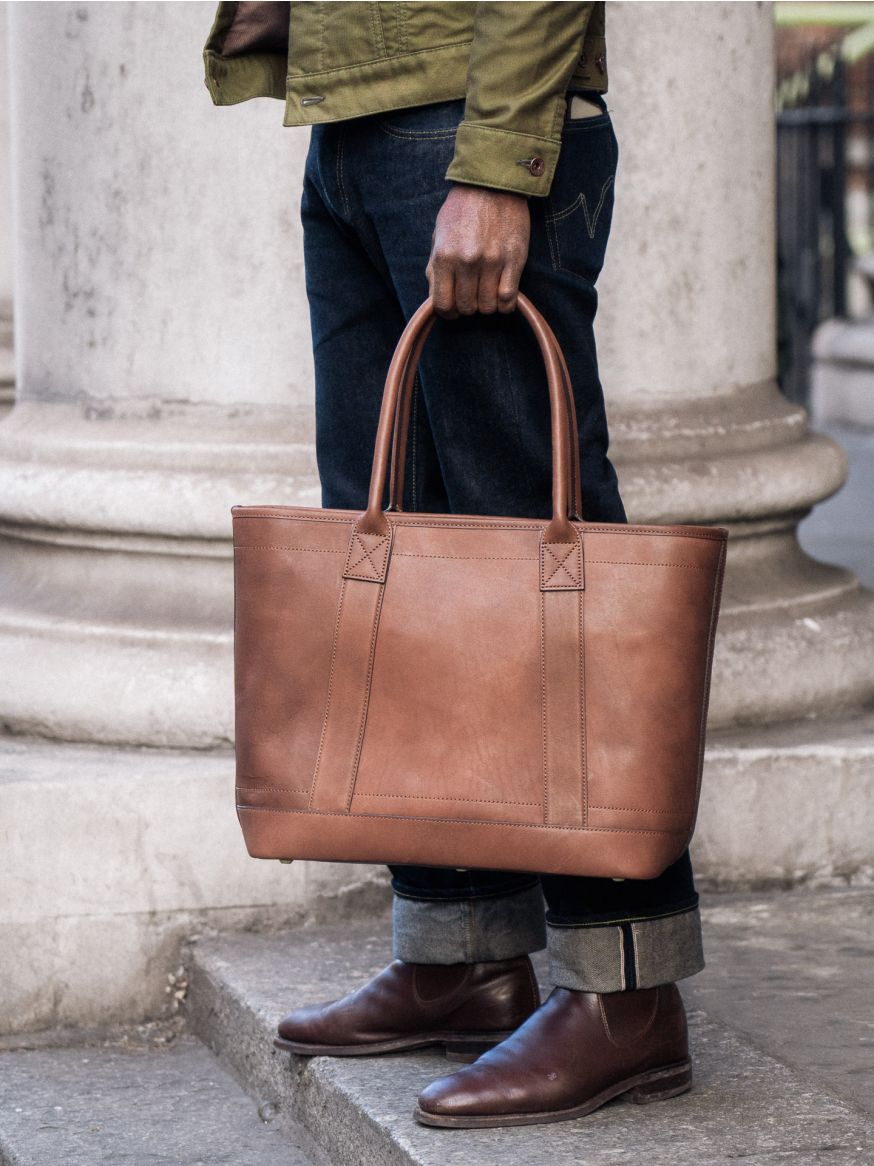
[445,2,595,198]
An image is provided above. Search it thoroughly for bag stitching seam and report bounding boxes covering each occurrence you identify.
[542,542,580,586]
[236,789,689,813]
[588,804,692,815]
[237,784,310,794]
[234,513,726,540]
[345,532,389,577]
[236,545,716,570]
[307,577,348,809]
[236,805,686,835]
[580,584,588,828]
[343,580,387,810]
[353,792,540,806]
[540,587,548,824]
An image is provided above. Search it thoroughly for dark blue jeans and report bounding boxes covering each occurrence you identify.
[300,92,703,992]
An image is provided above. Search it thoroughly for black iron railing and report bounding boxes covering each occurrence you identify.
[777,56,867,405]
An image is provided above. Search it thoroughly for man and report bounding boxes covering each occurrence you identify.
[204,1,703,1128]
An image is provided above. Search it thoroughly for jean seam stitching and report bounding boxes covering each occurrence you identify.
[392,880,540,903]
[546,901,700,928]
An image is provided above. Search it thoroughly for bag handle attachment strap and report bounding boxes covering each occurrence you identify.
[354,293,582,554]
[388,308,585,523]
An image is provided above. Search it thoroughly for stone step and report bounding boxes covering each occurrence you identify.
[684,886,874,1119]
[186,894,874,1166]
[0,1029,321,1166]
[3,711,872,1039]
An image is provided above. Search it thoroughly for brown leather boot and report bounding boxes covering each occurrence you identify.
[274,957,540,1058]
[415,983,691,1127]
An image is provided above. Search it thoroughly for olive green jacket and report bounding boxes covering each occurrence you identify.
[203,2,607,197]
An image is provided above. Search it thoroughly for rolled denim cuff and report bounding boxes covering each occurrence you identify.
[392,883,547,964]
[548,905,704,993]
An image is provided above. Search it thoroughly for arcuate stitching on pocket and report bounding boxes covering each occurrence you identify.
[547,174,614,239]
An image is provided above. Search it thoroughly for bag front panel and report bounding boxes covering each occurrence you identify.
[351,521,545,826]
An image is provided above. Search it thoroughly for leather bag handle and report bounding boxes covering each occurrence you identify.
[356,293,581,544]
[387,311,584,520]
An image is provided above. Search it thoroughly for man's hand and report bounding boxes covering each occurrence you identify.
[426,184,530,319]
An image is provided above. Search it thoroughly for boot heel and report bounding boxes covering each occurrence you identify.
[625,1061,692,1104]
[443,1034,510,1063]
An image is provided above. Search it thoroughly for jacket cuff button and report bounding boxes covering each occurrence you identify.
[528,156,545,177]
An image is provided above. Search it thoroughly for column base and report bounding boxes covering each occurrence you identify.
[0,736,387,1034]
[1,389,872,743]
[695,708,874,887]
[0,402,318,746]
[0,303,12,417]
[609,381,874,726]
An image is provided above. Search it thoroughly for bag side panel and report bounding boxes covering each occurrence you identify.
[233,514,349,819]
[583,530,726,835]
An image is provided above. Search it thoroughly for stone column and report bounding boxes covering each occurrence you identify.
[0,0,321,747]
[600,1,874,884]
[0,1,380,1034]
[0,4,14,410]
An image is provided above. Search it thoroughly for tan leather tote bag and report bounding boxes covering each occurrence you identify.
[233,294,728,880]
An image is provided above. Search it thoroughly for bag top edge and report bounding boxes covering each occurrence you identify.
[230,506,729,542]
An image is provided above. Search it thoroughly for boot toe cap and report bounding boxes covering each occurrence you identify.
[276,1003,323,1043]
[417,1069,504,1118]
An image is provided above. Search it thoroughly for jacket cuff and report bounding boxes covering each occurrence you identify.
[445,122,561,198]
[203,50,287,106]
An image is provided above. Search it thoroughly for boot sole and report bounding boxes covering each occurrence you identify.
[273,1030,516,1061]
[414,1059,693,1128]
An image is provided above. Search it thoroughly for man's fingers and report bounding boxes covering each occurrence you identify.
[477,252,503,314]
[428,185,531,318]
[496,260,523,313]
[453,256,480,316]
[431,253,521,318]
[429,256,458,319]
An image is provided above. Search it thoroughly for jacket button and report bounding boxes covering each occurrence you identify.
[529,156,545,177]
